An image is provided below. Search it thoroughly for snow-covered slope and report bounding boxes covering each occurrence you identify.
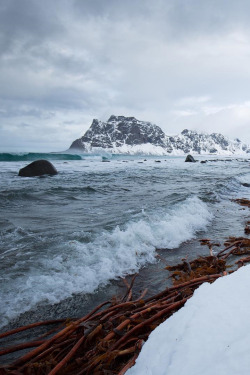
[127,265,250,375]
[166,129,249,155]
[69,115,250,155]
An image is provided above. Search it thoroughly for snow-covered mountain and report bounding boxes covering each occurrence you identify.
[69,115,250,155]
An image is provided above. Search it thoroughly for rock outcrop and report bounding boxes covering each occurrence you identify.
[69,115,250,155]
[70,115,166,151]
[18,160,58,177]
[185,155,196,162]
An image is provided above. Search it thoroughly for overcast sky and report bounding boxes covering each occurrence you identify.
[1,0,250,151]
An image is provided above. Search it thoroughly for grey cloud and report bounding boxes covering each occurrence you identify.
[72,0,250,38]
[0,105,49,119]
[0,0,65,56]
[73,0,151,18]
[1,0,250,151]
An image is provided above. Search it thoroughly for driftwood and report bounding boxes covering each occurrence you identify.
[232,198,250,208]
[0,198,249,374]
[0,274,223,374]
[245,221,250,235]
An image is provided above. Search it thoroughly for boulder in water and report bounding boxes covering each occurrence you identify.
[18,160,58,177]
[185,154,196,163]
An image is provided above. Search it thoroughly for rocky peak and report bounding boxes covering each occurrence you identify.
[69,116,166,150]
[69,115,250,155]
[108,115,137,123]
[181,129,189,135]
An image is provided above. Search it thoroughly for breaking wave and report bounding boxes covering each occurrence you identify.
[0,152,83,162]
[0,196,212,327]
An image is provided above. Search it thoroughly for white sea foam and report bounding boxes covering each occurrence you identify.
[0,196,212,327]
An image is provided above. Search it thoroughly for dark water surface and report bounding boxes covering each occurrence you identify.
[0,154,250,335]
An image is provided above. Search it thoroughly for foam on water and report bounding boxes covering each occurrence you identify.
[0,196,212,328]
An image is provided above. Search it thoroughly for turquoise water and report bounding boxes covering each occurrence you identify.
[0,152,82,161]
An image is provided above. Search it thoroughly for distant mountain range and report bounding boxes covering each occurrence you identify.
[69,115,250,155]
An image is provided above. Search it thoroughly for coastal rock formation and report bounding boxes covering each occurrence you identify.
[70,115,166,151]
[185,154,196,162]
[69,115,250,155]
[18,160,58,177]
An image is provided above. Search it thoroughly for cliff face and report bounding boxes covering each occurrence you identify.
[70,116,166,149]
[69,115,250,155]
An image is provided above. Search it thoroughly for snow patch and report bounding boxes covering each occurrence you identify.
[127,265,250,375]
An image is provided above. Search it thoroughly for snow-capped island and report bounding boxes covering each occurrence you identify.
[69,115,250,155]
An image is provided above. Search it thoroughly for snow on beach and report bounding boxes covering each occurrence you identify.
[127,264,250,375]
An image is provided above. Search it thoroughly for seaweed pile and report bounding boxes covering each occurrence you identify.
[0,198,249,375]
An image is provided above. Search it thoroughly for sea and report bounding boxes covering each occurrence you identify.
[0,152,250,333]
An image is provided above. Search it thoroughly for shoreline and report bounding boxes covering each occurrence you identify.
[1,235,249,373]
[0,198,249,373]
[0,235,226,333]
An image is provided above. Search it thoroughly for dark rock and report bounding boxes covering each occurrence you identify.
[185,155,196,162]
[18,160,58,177]
[155,160,161,163]
[200,160,207,164]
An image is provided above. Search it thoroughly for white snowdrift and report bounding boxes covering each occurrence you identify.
[127,265,250,375]
[74,142,249,156]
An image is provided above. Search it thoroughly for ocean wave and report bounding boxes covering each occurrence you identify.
[236,173,250,188]
[0,152,83,162]
[216,173,250,200]
[48,186,98,194]
[0,196,212,328]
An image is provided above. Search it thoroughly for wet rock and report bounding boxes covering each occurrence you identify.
[185,155,196,162]
[18,160,58,177]
[200,160,207,164]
